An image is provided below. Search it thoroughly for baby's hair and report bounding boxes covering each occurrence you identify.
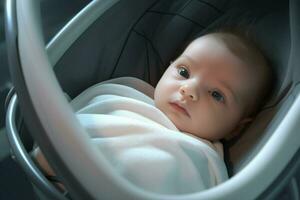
[205,28,273,118]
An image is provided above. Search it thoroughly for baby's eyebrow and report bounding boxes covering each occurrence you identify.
[180,54,198,66]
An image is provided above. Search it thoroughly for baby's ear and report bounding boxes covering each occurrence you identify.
[225,118,253,140]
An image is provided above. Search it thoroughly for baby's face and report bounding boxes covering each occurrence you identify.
[154,35,256,140]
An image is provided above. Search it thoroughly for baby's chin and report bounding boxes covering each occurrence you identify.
[176,124,219,141]
[171,121,196,135]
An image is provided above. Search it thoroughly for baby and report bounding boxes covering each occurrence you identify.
[33,30,271,195]
[155,31,271,141]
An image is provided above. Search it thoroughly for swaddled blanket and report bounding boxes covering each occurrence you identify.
[71,77,228,194]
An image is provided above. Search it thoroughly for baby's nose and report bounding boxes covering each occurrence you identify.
[179,84,198,101]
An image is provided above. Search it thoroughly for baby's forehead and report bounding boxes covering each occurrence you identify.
[183,34,236,59]
[182,36,246,69]
[184,35,260,93]
[184,33,261,75]
[200,32,241,45]
[188,34,225,48]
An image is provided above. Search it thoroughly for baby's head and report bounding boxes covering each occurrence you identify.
[154,31,272,141]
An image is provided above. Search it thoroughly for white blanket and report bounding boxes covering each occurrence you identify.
[71,77,228,194]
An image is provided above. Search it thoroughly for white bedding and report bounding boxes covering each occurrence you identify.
[71,77,228,194]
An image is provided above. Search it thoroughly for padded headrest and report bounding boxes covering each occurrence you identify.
[251,8,291,106]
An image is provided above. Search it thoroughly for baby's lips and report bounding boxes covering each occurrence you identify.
[169,101,190,117]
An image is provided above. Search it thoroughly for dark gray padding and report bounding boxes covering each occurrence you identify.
[54,0,158,98]
[253,8,291,106]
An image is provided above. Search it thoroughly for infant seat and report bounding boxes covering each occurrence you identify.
[5,0,300,199]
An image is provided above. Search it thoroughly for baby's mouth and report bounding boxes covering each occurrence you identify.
[169,102,190,117]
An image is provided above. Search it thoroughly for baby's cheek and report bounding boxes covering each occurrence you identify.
[216,112,240,134]
[196,111,228,137]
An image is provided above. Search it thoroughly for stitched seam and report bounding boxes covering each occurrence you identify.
[144,34,151,82]
[133,29,164,67]
[147,10,205,28]
[195,0,224,14]
[110,0,160,78]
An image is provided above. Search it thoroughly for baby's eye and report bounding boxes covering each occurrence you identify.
[210,90,225,103]
[177,66,189,78]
